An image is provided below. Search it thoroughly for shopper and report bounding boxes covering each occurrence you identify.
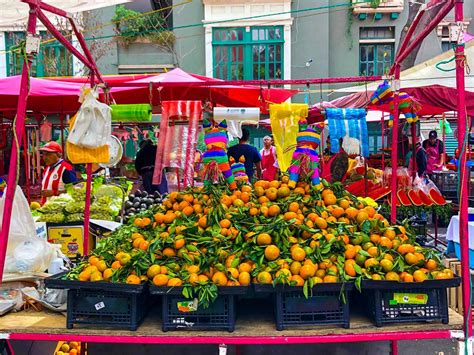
[408,138,428,177]
[422,130,444,174]
[227,128,262,181]
[40,141,77,204]
[260,135,279,181]
[135,139,168,195]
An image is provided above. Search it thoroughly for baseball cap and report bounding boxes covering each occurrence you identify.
[263,135,272,141]
[40,141,62,154]
[429,130,437,139]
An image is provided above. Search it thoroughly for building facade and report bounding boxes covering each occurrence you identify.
[1,1,473,83]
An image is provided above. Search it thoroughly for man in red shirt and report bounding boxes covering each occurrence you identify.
[40,141,77,204]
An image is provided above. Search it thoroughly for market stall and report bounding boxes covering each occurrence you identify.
[0,0,472,354]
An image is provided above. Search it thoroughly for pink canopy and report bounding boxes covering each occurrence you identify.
[0,69,297,116]
[328,86,473,117]
[0,76,85,115]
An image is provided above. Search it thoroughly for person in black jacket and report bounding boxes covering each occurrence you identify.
[135,139,168,194]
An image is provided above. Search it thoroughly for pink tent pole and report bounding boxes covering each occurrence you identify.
[390,65,401,224]
[392,0,455,73]
[82,73,96,257]
[35,10,94,71]
[0,5,38,281]
[23,128,31,203]
[381,112,385,171]
[454,0,472,337]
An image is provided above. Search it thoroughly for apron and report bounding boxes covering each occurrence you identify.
[261,146,277,181]
[426,140,440,174]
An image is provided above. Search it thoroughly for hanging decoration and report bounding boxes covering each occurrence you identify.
[288,120,325,188]
[326,108,369,157]
[269,103,308,173]
[229,156,249,183]
[200,118,237,190]
[369,80,421,127]
[154,101,202,188]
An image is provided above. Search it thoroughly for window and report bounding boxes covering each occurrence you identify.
[359,27,395,76]
[213,26,284,80]
[5,32,73,77]
[151,0,172,29]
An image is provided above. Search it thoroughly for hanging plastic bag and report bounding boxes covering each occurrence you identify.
[67,89,112,149]
[66,113,110,164]
[0,186,57,273]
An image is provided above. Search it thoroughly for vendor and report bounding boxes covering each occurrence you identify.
[407,137,428,177]
[422,130,444,174]
[227,128,262,181]
[260,135,279,181]
[40,141,77,204]
[135,139,168,195]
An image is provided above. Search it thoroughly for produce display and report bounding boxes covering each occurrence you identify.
[34,179,128,222]
[54,340,82,355]
[123,189,164,222]
[64,175,454,304]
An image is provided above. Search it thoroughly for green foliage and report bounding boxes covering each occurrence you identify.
[112,5,174,47]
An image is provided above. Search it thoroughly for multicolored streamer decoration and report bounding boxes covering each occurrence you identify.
[370,80,421,127]
[326,108,369,157]
[287,120,325,188]
[201,118,237,190]
[230,156,249,183]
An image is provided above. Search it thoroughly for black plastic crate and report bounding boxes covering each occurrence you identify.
[254,283,353,330]
[431,172,458,200]
[45,272,149,331]
[150,286,248,332]
[359,278,461,327]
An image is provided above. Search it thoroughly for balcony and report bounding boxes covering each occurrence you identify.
[352,0,404,20]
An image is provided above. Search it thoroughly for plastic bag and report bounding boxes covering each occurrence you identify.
[0,186,57,273]
[67,89,112,149]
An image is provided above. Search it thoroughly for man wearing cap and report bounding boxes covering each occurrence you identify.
[40,141,77,204]
[260,135,279,181]
[422,130,444,175]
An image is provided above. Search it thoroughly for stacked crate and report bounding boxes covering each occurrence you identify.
[442,258,463,315]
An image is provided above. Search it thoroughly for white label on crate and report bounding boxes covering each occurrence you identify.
[219,344,227,355]
[95,301,105,310]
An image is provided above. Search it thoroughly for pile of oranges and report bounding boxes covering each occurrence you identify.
[68,176,453,293]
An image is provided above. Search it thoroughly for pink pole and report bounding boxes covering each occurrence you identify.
[0,5,37,282]
[22,128,31,203]
[82,73,96,257]
[454,0,472,338]
[390,65,401,224]
[381,113,385,171]
[6,330,454,344]
[393,1,455,71]
[35,9,94,70]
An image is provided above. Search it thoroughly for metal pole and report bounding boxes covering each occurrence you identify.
[0,4,37,282]
[391,340,398,355]
[390,65,401,224]
[22,128,31,204]
[454,0,472,338]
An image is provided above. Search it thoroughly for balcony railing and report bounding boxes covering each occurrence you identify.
[352,0,404,14]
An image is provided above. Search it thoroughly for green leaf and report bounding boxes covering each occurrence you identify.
[358,250,371,257]
[303,280,309,299]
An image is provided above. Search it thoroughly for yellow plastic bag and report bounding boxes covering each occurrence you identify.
[66,114,110,164]
[269,103,308,173]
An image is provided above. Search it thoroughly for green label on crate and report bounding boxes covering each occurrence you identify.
[177,299,198,312]
[392,293,428,305]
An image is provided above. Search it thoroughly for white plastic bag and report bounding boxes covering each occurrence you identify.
[0,186,57,273]
[68,89,112,149]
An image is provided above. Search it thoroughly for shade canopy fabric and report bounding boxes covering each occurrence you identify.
[0,0,131,29]
[333,40,474,116]
[0,69,297,116]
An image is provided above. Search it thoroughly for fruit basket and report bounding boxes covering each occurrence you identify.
[45,272,149,331]
[358,277,461,327]
[150,286,249,332]
[254,283,353,330]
